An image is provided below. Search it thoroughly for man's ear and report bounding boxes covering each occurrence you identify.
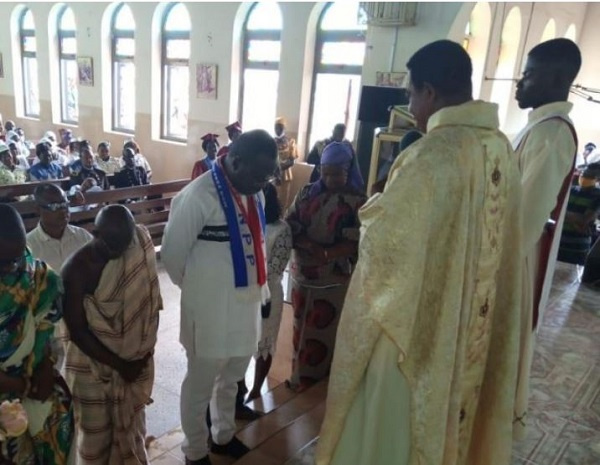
[422,82,436,103]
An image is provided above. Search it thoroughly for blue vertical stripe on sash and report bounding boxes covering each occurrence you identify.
[211,164,249,287]
[256,196,266,234]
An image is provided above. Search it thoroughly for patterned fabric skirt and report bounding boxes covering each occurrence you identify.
[288,269,351,391]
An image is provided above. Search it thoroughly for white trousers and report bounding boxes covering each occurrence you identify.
[180,354,250,460]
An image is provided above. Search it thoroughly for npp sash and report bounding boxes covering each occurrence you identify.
[211,159,267,288]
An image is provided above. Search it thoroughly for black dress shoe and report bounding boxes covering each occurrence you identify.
[235,404,264,421]
[210,436,250,459]
[185,455,211,465]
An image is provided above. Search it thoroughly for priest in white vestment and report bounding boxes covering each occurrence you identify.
[316,40,523,465]
[512,38,581,439]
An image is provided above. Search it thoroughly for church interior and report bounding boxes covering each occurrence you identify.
[0,1,599,465]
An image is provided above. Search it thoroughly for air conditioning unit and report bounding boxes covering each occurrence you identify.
[360,2,418,27]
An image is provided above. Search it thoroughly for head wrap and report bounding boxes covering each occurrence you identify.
[275,117,287,127]
[225,121,242,132]
[200,133,219,143]
[201,133,220,151]
[309,142,364,198]
[43,131,57,144]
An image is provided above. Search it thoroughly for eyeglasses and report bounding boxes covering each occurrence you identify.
[39,201,70,212]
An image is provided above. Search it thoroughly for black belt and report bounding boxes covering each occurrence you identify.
[197,225,230,242]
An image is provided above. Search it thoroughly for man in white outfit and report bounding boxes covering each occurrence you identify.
[27,183,93,373]
[162,129,277,465]
[512,38,581,439]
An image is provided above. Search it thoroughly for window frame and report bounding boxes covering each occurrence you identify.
[58,5,78,124]
[306,2,366,147]
[160,2,191,143]
[238,2,282,124]
[111,3,136,134]
[20,8,40,118]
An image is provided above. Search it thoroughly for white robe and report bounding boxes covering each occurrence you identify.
[512,101,577,439]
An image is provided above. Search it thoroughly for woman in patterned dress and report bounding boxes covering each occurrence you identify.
[0,204,74,464]
[247,183,293,401]
[285,143,366,392]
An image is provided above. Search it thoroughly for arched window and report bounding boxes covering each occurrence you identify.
[111,3,136,132]
[20,8,40,117]
[161,3,191,141]
[240,2,282,132]
[541,19,556,42]
[565,24,577,42]
[58,6,78,123]
[464,2,492,99]
[490,7,521,125]
[463,21,472,50]
[308,1,367,149]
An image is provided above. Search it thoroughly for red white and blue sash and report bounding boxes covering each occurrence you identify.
[211,159,267,289]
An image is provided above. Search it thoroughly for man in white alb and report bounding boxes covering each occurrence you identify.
[512,38,581,438]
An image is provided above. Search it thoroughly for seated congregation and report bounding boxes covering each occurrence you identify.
[0,36,598,465]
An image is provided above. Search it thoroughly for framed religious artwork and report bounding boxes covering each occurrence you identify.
[375,71,407,88]
[77,56,94,86]
[196,63,217,99]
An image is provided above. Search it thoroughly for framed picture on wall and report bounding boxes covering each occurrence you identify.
[196,63,217,99]
[375,71,407,88]
[77,56,94,86]
[0,53,4,79]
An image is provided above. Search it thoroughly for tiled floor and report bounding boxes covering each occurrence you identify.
[147,261,600,464]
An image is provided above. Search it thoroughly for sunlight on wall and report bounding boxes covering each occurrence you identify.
[490,6,522,126]
[541,18,556,42]
[464,2,492,99]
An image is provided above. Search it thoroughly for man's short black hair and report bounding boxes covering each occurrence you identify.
[0,204,25,242]
[229,129,277,162]
[36,142,51,157]
[528,38,581,84]
[33,183,64,204]
[406,40,472,98]
[584,162,600,179]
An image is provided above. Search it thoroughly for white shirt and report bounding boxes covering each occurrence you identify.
[27,224,93,272]
[162,173,264,358]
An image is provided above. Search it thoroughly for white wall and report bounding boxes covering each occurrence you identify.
[448,2,589,140]
[569,2,600,153]
[0,1,598,181]
[362,2,464,86]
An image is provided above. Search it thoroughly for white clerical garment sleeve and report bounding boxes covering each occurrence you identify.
[519,120,575,253]
[162,184,206,287]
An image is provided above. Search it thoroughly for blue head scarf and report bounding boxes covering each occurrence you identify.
[309,142,364,198]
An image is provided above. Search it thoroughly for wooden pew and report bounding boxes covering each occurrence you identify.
[9,179,189,248]
[0,178,70,200]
